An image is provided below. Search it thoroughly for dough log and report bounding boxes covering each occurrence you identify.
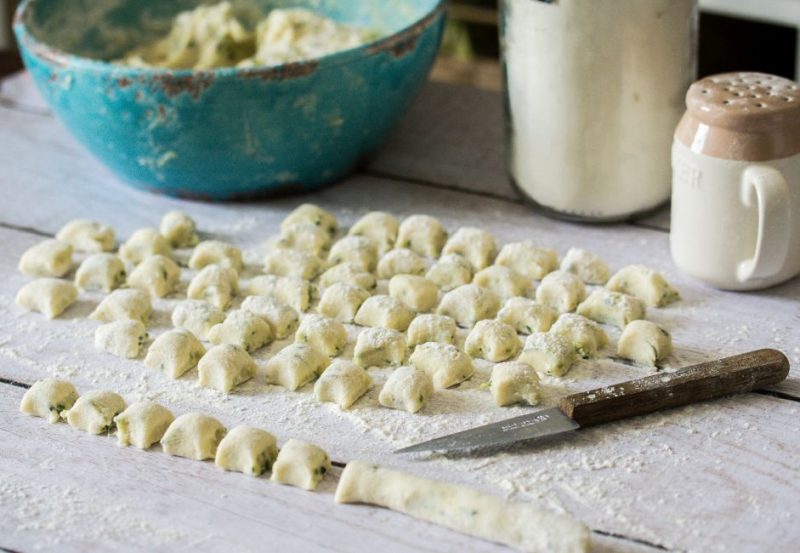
[335,461,589,553]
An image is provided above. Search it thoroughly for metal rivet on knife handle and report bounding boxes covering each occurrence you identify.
[558,349,790,428]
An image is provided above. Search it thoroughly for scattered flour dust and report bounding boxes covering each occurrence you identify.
[1,209,797,552]
[0,475,196,550]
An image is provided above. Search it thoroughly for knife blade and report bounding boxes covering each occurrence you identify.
[395,349,789,454]
[394,407,579,454]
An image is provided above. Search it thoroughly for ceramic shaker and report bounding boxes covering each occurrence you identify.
[671,72,800,290]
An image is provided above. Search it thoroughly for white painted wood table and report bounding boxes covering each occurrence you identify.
[1,71,799,553]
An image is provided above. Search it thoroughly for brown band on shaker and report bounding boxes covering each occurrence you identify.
[675,72,800,161]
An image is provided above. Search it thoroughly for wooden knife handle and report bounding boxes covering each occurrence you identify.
[558,349,789,428]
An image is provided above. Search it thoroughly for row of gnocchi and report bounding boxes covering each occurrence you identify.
[274,204,679,307]
[82,285,549,412]
[19,378,332,490]
[19,378,589,552]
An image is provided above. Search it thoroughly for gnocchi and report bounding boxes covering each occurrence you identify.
[207,309,274,352]
[406,314,457,347]
[319,262,377,291]
[354,295,415,331]
[378,366,434,413]
[16,278,78,319]
[161,412,227,460]
[518,332,576,377]
[114,401,175,449]
[90,288,151,323]
[18,239,73,278]
[119,228,172,265]
[276,223,331,256]
[535,270,586,313]
[490,362,541,407]
[271,439,331,490]
[388,274,438,312]
[314,360,372,409]
[240,295,299,339]
[264,249,324,280]
[160,210,199,248]
[56,219,115,253]
[197,344,257,393]
[144,328,206,379]
[281,203,338,236]
[295,314,348,357]
[188,240,243,272]
[396,214,447,257]
[126,254,181,297]
[65,390,127,434]
[348,211,398,255]
[426,254,473,291]
[464,319,521,362]
[497,297,557,335]
[19,378,79,423]
[376,248,427,279]
[442,227,496,270]
[353,327,407,368]
[607,265,680,307]
[94,319,148,359]
[328,236,377,272]
[187,264,239,309]
[271,439,331,491]
[248,275,313,312]
[551,313,609,359]
[473,265,531,300]
[264,343,330,391]
[74,253,126,292]
[215,425,279,476]
[317,282,370,323]
[577,289,646,329]
[409,343,474,389]
[560,248,609,285]
[495,242,558,280]
[171,299,225,340]
[436,284,500,328]
[617,320,673,367]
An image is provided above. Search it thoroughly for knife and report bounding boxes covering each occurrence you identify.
[395,349,789,454]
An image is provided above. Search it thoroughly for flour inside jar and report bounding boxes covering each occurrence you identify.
[502,0,697,220]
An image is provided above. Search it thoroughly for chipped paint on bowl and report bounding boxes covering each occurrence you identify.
[14,0,445,200]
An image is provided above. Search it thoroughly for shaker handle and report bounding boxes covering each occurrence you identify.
[736,166,791,283]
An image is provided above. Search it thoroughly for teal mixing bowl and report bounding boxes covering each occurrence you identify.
[14,0,445,200]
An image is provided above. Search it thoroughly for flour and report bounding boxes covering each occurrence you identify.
[0,475,196,549]
[2,206,797,552]
[503,0,696,219]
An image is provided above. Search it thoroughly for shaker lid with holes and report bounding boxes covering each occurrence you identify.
[675,72,800,161]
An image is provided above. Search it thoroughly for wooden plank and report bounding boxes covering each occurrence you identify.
[0,208,799,553]
[362,80,515,200]
[2,368,799,552]
[0,385,514,553]
[0,384,657,553]
[2,73,800,552]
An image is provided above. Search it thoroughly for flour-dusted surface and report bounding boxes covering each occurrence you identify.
[1,72,799,553]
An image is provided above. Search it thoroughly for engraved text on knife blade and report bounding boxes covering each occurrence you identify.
[500,413,551,433]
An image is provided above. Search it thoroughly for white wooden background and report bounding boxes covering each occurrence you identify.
[1,71,799,553]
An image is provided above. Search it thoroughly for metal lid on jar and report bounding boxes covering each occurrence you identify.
[675,72,800,161]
